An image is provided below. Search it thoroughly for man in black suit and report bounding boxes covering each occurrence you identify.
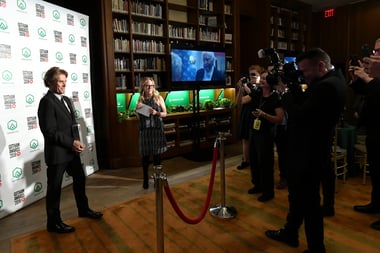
[195,52,224,81]
[38,67,102,234]
[265,48,346,253]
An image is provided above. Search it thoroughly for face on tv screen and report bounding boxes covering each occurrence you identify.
[171,48,226,84]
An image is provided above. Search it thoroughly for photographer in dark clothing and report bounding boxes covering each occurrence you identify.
[243,71,284,202]
[349,38,380,230]
[265,48,346,253]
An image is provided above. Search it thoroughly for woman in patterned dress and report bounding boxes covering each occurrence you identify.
[136,77,167,189]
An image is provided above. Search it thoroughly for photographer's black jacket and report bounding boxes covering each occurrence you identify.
[350,78,380,139]
[286,69,346,175]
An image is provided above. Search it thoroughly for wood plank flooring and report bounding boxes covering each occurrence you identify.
[1,143,379,253]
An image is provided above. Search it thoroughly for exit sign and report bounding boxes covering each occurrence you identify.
[324,8,335,18]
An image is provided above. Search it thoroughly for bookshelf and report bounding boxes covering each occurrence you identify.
[269,0,311,57]
[100,0,238,168]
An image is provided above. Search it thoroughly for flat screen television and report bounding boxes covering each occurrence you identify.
[170,45,226,89]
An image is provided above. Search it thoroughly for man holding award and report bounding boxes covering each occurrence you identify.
[38,67,102,234]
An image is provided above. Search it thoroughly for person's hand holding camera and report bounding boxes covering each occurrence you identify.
[349,63,373,84]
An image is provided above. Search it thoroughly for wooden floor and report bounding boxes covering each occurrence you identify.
[0,142,379,252]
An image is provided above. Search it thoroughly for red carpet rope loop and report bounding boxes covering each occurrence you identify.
[163,146,219,224]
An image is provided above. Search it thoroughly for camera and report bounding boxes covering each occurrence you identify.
[241,75,250,84]
[361,44,373,57]
[349,44,374,67]
[258,48,303,91]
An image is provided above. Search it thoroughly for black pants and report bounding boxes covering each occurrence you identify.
[285,169,325,253]
[275,125,288,180]
[250,130,275,196]
[46,155,89,224]
[367,136,380,207]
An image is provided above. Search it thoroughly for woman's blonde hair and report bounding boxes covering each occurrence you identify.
[138,77,160,103]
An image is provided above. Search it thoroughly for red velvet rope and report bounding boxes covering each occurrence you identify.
[163,147,219,224]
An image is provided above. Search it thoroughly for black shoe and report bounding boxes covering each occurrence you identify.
[248,187,262,194]
[78,209,103,219]
[302,248,326,253]
[353,203,380,214]
[237,161,250,170]
[322,206,335,217]
[265,229,299,247]
[143,180,149,189]
[370,220,380,230]
[258,193,274,202]
[47,222,75,233]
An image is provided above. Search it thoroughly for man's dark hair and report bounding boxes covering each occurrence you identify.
[43,67,68,88]
[296,48,332,70]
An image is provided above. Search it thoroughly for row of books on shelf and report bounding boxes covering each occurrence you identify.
[199,0,213,11]
[113,18,129,33]
[132,22,163,36]
[115,57,130,71]
[115,57,166,72]
[114,38,130,52]
[199,15,218,27]
[168,25,196,40]
[199,28,220,42]
[131,2,163,18]
[112,0,128,13]
[133,57,166,71]
[116,73,162,90]
[132,39,165,54]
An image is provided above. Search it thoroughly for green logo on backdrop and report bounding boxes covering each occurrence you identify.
[30,139,38,150]
[22,47,31,58]
[84,91,90,99]
[38,28,46,38]
[71,73,78,81]
[17,0,27,10]
[34,182,43,193]
[56,52,63,61]
[80,18,86,27]
[82,55,88,63]
[75,110,80,119]
[2,70,12,81]
[69,34,75,43]
[12,167,23,179]
[26,94,34,104]
[0,19,8,31]
[52,10,60,20]
[7,120,17,131]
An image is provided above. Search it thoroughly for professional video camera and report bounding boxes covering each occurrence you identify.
[257,48,303,91]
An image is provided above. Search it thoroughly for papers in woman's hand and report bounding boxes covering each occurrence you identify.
[136,103,151,117]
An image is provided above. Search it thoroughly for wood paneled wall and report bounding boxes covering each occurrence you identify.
[312,0,380,67]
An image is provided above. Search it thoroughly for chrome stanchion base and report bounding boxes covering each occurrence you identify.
[209,204,237,219]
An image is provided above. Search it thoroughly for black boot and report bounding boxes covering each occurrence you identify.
[142,158,149,189]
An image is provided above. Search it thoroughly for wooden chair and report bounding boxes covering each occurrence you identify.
[354,141,368,184]
[332,127,348,187]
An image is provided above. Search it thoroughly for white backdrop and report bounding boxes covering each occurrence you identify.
[0,0,98,219]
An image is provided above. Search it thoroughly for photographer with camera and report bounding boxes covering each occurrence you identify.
[349,38,380,231]
[235,65,264,170]
[242,70,284,202]
[265,48,346,253]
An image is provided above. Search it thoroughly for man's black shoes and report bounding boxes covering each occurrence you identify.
[371,220,380,230]
[237,161,250,170]
[78,209,103,219]
[247,187,262,194]
[47,222,75,233]
[353,203,380,214]
[265,229,299,247]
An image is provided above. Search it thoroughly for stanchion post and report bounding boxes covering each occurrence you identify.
[209,132,237,219]
[154,165,165,253]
